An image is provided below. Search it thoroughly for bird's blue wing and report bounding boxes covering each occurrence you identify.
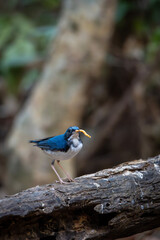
[30,134,69,152]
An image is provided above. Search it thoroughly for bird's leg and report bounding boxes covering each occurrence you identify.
[57,160,75,182]
[51,160,67,184]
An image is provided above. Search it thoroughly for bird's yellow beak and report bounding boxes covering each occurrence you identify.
[75,129,91,138]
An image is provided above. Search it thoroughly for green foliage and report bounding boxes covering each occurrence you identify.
[1,15,36,68]
[146,26,160,61]
[0,0,60,94]
[116,1,133,23]
[116,0,160,62]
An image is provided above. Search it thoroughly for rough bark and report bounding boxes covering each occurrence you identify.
[0,155,160,239]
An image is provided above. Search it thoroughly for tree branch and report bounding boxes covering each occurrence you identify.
[0,155,160,240]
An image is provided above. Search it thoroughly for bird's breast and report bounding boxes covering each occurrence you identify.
[44,139,83,161]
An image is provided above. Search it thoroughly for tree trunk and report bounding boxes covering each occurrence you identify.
[0,155,160,240]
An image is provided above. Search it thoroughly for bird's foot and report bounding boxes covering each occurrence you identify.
[67,177,75,182]
[55,178,75,184]
[56,179,70,184]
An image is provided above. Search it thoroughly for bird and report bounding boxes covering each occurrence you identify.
[29,126,91,184]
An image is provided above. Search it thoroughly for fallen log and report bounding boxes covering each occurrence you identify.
[0,155,160,240]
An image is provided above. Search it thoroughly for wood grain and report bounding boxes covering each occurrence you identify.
[0,155,160,239]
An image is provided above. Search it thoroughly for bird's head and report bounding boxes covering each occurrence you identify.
[64,126,91,140]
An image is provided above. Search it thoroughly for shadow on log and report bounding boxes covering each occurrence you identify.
[0,155,160,240]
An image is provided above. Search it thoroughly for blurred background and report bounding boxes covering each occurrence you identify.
[1,0,160,200]
[1,1,160,239]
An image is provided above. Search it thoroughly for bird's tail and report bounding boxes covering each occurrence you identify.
[29,140,37,143]
[29,140,39,146]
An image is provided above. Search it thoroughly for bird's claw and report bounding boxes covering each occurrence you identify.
[55,178,75,184]
[55,180,70,184]
[68,178,75,182]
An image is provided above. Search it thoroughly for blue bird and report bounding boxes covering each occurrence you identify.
[29,126,91,184]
